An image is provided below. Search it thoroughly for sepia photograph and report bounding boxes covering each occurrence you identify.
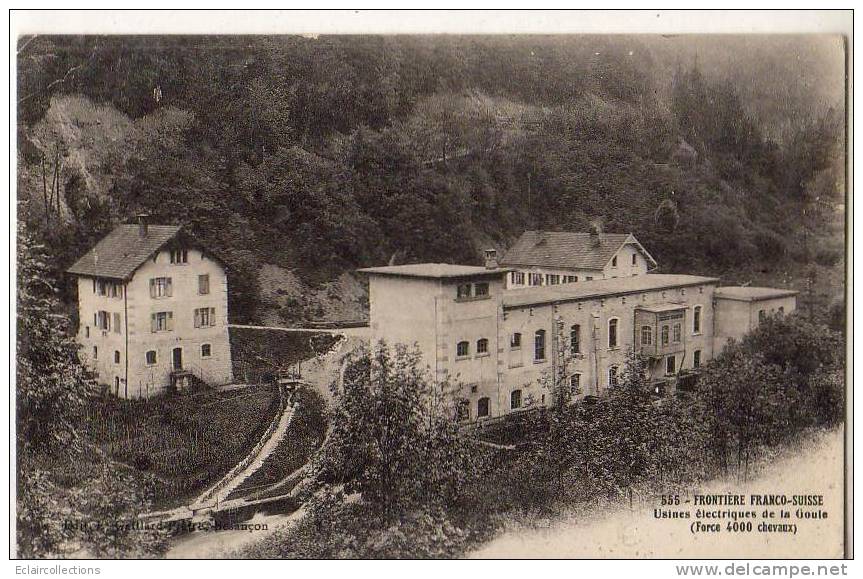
[9,9,852,564]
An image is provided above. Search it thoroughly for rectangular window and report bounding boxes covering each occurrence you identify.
[85,326,89,338]
[510,389,522,410]
[96,310,111,331]
[510,332,522,349]
[113,312,121,334]
[673,323,681,343]
[151,311,173,332]
[608,366,619,388]
[93,346,98,359]
[474,282,489,297]
[456,341,469,357]
[632,253,637,266]
[693,306,702,334]
[534,330,546,361]
[546,274,560,285]
[201,344,212,358]
[608,318,618,349]
[528,273,543,286]
[585,276,594,281]
[511,272,525,286]
[666,355,676,375]
[570,373,581,393]
[564,275,579,283]
[194,307,217,328]
[641,325,652,345]
[661,325,670,345]
[149,277,173,298]
[146,350,157,365]
[170,248,188,264]
[570,325,581,354]
[457,283,472,300]
[693,350,701,368]
[199,274,210,295]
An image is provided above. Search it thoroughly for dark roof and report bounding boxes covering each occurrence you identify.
[502,274,718,309]
[66,224,183,280]
[358,263,511,280]
[500,231,657,271]
[714,287,799,302]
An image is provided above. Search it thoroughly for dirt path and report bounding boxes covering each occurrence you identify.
[471,427,845,559]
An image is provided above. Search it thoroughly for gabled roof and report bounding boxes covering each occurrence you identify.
[500,230,657,271]
[67,224,184,280]
[358,263,511,280]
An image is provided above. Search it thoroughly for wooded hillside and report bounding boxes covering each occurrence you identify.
[16,35,846,324]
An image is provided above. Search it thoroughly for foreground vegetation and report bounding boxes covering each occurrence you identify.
[242,315,844,559]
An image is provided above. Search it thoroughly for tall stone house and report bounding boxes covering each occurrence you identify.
[67,220,232,399]
[499,228,658,289]
[360,234,797,422]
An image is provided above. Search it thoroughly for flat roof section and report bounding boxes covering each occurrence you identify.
[714,286,799,302]
[503,274,719,309]
[358,263,512,280]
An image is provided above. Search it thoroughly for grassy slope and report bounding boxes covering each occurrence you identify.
[84,385,279,509]
[230,327,340,385]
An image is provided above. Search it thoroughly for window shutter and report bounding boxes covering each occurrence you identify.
[149,279,156,298]
[167,312,174,331]
[114,313,121,333]
[194,309,200,328]
[166,278,173,297]
[151,313,157,333]
[210,307,216,326]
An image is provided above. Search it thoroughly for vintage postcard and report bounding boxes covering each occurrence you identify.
[10,10,852,564]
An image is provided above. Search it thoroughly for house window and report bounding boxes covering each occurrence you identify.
[114,376,120,393]
[511,272,525,286]
[611,256,618,268]
[758,309,767,323]
[194,307,217,328]
[608,365,619,388]
[570,373,582,393]
[673,323,681,343]
[510,332,522,349]
[510,389,522,410]
[199,274,210,295]
[477,397,490,418]
[564,275,578,283]
[661,325,670,345]
[145,350,157,366]
[693,305,702,334]
[113,313,121,334]
[151,311,173,332]
[149,277,173,298]
[474,282,489,297]
[585,276,594,281]
[693,350,701,368]
[546,274,560,285]
[457,283,472,300]
[570,324,581,354]
[201,344,212,358]
[528,273,543,286]
[641,325,652,346]
[95,310,111,331]
[85,326,89,338]
[170,248,188,264]
[666,355,676,375]
[456,341,470,358]
[608,318,619,349]
[114,350,120,364]
[632,253,637,266]
[534,329,546,361]
[93,346,98,359]
[476,338,489,355]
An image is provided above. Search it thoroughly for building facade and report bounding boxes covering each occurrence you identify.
[500,229,657,290]
[361,261,797,423]
[67,221,232,399]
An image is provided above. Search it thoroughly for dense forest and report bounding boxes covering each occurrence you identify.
[16,35,846,324]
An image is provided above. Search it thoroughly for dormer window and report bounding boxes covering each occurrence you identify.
[457,283,471,300]
[170,248,188,264]
[474,282,489,297]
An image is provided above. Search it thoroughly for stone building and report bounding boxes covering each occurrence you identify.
[67,219,232,398]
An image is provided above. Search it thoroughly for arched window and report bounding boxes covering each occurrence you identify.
[456,341,470,358]
[641,325,652,345]
[477,397,490,418]
[661,325,670,345]
[534,329,546,361]
[693,305,702,334]
[570,324,581,354]
[510,389,523,409]
[476,338,489,355]
[608,318,619,349]
[114,350,121,364]
[608,365,619,388]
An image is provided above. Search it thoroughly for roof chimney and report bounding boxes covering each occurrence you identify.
[484,249,499,269]
[137,213,150,238]
[589,222,602,247]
